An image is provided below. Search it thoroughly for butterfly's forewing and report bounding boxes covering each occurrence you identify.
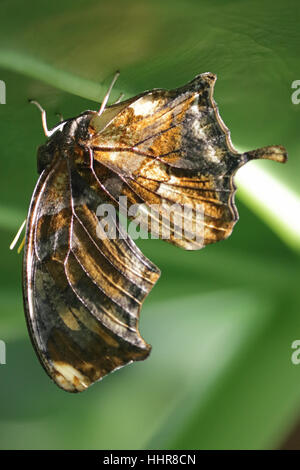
[89,73,287,249]
[23,153,160,392]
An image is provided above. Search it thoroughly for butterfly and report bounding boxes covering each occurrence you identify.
[17,72,287,392]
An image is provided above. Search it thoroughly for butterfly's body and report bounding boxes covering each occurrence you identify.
[22,73,287,392]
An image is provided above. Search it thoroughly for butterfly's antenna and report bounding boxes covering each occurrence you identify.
[29,100,52,137]
[98,71,120,116]
[29,100,65,138]
[10,219,26,252]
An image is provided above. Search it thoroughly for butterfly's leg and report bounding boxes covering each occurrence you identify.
[9,219,27,253]
[112,92,124,105]
[98,71,120,116]
[29,100,57,137]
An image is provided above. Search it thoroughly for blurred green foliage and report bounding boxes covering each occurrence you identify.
[0,0,300,450]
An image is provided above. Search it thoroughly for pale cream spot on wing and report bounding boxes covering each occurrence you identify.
[191,119,207,139]
[189,95,199,114]
[108,152,118,162]
[54,374,75,392]
[53,362,90,392]
[129,97,159,116]
[205,144,221,163]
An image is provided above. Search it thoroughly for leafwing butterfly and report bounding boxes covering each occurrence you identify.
[18,72,287,392]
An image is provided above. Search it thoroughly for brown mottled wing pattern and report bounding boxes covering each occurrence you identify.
[23,72,287,392]
[23,155,160,392]
[89,73,287,249]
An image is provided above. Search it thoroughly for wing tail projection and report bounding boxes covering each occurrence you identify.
[242,145,287,164]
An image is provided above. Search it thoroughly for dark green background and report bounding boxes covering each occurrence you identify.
[0,0,299,449]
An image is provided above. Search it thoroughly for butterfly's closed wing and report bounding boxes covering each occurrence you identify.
[89,73,287,249]
[22,72,287,392]
[23,154,160,392]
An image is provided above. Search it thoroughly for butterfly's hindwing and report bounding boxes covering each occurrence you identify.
[23,152,160,392]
